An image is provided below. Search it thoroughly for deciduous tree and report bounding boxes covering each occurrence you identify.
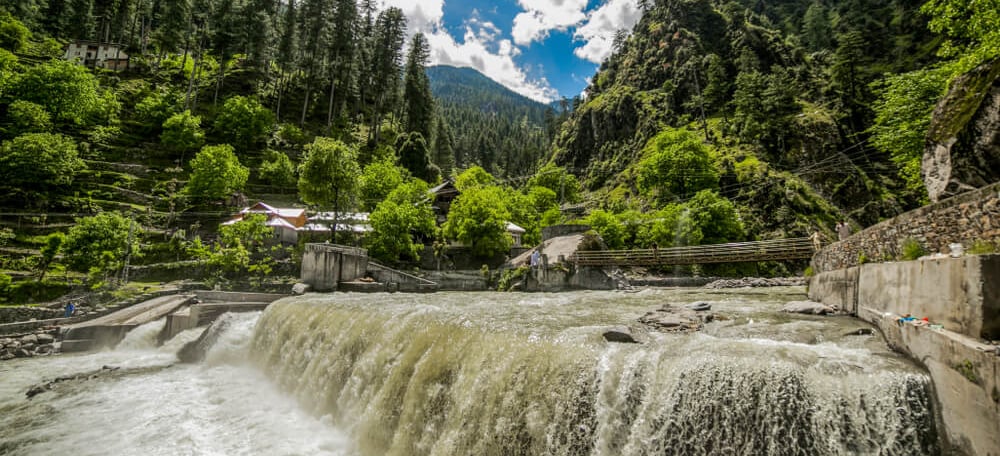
[186,144,249,201]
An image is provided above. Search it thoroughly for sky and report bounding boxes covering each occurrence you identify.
[379,0,644,103]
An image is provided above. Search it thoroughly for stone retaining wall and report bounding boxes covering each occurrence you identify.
[0,307,63,325]
[811,182,1000,272]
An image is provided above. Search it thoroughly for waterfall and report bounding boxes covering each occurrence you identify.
[249,294,940,456]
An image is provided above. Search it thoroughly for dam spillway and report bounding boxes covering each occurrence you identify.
[0,288,941,455]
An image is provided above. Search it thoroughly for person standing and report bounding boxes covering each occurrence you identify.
[64,302,75,318]
[838,221,851,241]
[810,231,823,251]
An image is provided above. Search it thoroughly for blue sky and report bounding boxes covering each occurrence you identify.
[380,0,643,103]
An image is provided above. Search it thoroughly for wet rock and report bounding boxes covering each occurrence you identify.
[844,328,875,336]
[291,283,312,295]
[5,341,20,351]
[36,333,55,344]
[35,344,53,355]
[603,326,639,343]
[15,349,32,358]
[639,304,716,333]
[1,351,14,361]
[685,302,712,312]
[781,301,837,315]
[20,334,37,345]
[20,343,36,352]
[0,338,12,347]
[704,277,806,289]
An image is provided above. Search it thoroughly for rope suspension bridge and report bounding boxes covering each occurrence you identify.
[569,238,816,266]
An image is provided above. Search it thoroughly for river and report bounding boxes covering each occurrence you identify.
[0,288,941,455]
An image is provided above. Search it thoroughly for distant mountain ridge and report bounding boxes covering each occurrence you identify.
[426,65,560,178]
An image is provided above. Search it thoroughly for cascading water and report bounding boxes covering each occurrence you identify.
[0,289,941,455]
[250,289,941,456]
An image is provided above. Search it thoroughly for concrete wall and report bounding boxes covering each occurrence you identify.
[809,255,1000,455]
[301,244,368,291]
[542,224,591,241]
[523,266,616,292]
[812,182,1000,273]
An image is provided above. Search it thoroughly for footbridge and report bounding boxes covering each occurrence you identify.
[569,238,815,266]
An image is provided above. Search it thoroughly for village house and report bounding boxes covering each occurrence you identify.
[62,41,130,71]
[224,202,372,245]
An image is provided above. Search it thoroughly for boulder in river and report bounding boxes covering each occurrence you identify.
[20,334,37,345]
[291,283,312,295]
[639,304,716,333]
[685,302,712,312]
[603,326,639,343]
[781,301,837,315]
[36,333,55,344]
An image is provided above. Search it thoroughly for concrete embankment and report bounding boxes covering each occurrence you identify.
[809,255,1000,456]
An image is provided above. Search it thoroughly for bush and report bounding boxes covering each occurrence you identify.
[967,239,999,255]
[900,238,927,261]
[5,100,52,135]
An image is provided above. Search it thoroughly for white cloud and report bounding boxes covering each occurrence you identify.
[511,0,589,46]
[380,0,559,103]
[425,25,559,102]
[573,0,642,63]
[380,0,445,34]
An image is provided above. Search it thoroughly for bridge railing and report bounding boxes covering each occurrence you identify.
[569,238,815,266]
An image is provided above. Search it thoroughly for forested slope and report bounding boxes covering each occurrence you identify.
[549,0,969,241]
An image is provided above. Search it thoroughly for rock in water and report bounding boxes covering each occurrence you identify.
[781,301,836,315]
[291,283,312,295]
[602,326,639,343]
[36,333,55,344]
[685,302,712,312]
[923,58,1000,202]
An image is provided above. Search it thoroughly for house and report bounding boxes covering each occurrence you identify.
[306,212,372,238]
[223,202,309,244]
[507,222,526,247]
[63,41,130,71]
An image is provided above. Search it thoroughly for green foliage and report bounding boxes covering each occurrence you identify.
[5,100,52,135]
[529,163,580,204]
[63,212,140,274]
[213,96,275,150]
[0,12,30,52]
[161,110,205,155]
[297,137,360,209]
[367,180,436,262]
[258,149,297,188]
[397,131,439,183]
[186,144,249,201]
[0,272,9,295]
[922,0,1000,70]
[0,49,16,95]
[443,185,512,257]
[526,186,559,214]
[358,155,405,211]
[36,232,65,281]
[454,165,495,191]
[900,238,928,260]
[638,204,702,248]
[9,59,111,126]
[496,266,528,292]
[135,90,179,128]
[0,132,85,191]
[0,227,13,246]
[584,209,625,250]
[637,128,718,202]
[967,239,1000,255]
[685,190,744,244]
[869,66,950,198]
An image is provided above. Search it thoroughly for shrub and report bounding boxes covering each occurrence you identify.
[900,238,927,261]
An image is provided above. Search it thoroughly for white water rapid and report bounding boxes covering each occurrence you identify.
[0,288,941,455]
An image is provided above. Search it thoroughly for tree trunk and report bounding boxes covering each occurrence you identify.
[326,76,336,131]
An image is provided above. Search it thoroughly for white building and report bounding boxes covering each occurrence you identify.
[63,41,130,71]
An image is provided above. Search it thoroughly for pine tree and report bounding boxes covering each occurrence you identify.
[156,0,189,55]
[324,0,358,129]
[67,0,97,40]
[802,1,832,51]
[403,33,434,139]
[432,117,455,177]
[368,7,406,144]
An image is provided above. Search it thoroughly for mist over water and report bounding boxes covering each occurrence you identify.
[0,288,940,455]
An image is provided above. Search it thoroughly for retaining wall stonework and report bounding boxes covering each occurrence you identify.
[812,182,1000,273]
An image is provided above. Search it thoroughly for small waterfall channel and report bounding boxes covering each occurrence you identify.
[0,289,941,455]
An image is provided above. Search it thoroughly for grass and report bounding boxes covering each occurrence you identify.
[900,238,927,261]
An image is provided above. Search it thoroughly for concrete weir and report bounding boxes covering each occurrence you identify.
[809,255,1000,456]
[61,294,197,352]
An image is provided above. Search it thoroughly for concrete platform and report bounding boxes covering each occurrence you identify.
[60,294,196,352]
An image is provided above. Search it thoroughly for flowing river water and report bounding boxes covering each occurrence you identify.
[0,288,941,455]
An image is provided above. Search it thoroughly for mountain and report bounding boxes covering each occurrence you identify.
[549,0,942,240]
[427,65,563,178]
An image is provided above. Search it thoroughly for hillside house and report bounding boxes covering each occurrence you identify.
[63,41,130,71]
[223,202,309,244]
[430,180,527,247]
